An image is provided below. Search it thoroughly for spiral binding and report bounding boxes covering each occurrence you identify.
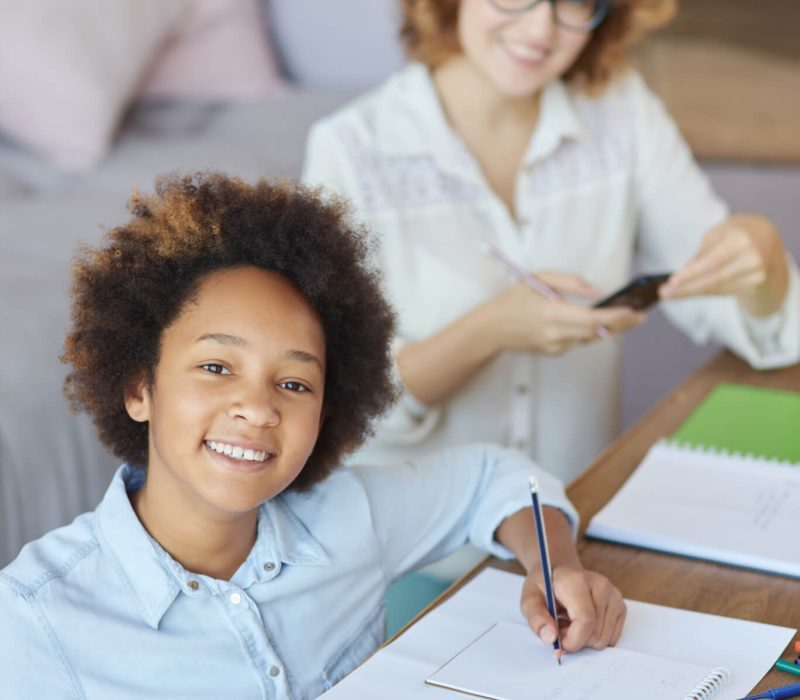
[682,666,731,699]
[663,438,800,469]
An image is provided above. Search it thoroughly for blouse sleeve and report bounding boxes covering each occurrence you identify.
[631,72,800,368]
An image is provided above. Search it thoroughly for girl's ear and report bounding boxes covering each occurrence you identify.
[124,373,152,423]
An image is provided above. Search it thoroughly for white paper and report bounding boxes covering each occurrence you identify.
[427,620,726,700]
[586,441,800,577]
[320,568,795,700]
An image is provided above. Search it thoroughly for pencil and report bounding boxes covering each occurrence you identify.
[529,476,563,666]
[479,242,611,341]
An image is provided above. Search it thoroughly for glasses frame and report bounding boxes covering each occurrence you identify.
[488,0,610,33]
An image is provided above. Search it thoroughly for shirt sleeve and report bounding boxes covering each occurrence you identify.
[0,577,76,698]
[351,443,578,582]
[631,72,800,369]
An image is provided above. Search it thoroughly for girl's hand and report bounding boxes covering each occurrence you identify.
[486,270,645,355]
[660,215,790,317]
[520,565,626,653]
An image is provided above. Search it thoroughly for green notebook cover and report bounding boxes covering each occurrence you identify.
[671,382,800,463]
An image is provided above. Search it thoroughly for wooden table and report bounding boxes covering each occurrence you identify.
[399,351,800,694]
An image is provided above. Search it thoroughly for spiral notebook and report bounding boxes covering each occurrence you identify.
[585,384,800,576]
[670,383,800,463]
[426,620,731,700]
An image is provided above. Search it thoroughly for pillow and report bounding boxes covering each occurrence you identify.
[264,0,405,89]
[0,0,188,172]
[140,0,284,101]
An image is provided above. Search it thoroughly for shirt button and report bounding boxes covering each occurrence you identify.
[229,592,242,605]
[514,440,527,450]
[263,562,276,572]
[187,580,200,591]
[516,385,528,395]
[268,666,280,677]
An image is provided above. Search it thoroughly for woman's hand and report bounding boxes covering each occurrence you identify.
[486,270,645,355]
[660,214,790,317]
[520,564,626,652]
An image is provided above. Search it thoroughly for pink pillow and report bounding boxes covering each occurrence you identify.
[0,0,188,172]
[140,0,284,101]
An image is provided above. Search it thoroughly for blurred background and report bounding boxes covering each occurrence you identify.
[0,0,798,630]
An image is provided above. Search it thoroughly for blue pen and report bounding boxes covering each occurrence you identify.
[529,476,563,666]
[738,681,800,699]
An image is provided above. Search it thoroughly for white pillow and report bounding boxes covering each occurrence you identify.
[0,0,188,172]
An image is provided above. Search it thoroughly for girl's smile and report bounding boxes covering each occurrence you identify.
[125,265,327,531]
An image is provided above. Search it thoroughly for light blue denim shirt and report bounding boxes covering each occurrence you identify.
[0,443,576,699]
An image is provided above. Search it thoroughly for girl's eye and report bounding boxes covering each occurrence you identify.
[280,380,310,393]
[201,363,231,375]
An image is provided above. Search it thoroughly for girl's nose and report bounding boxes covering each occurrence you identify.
[227,387,281,427]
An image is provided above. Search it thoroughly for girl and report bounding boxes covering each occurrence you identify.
[0,173,624,698]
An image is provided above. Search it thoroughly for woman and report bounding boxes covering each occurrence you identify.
[302,0,799,483]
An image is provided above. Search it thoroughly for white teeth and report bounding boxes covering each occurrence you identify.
[206,441,269,463]
[505,40,545,61]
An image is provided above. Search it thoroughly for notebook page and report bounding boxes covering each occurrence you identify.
[585,441,800,577]
[426,620,726,700]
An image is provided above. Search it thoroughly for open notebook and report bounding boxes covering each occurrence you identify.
[585,438,800,577]
[426,620,731,700]
[319,568,795,699]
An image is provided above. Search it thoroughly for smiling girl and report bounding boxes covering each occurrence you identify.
[0,173,625,698]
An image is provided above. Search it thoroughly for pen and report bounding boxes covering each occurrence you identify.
[776,660,800,677]
[737,680,800,700]
[528,476,562,666]
[479,242,612,341]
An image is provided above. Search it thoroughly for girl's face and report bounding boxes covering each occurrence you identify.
[125,266,326,520]
[456,0,593,98]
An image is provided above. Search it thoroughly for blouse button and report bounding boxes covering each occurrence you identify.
[268,666,280,677]
[229,592,242,605]
[516,385,528,395]
[187,580,200,591]
[263,562,276,572]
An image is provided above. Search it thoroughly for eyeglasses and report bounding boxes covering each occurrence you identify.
[489,0,609,32]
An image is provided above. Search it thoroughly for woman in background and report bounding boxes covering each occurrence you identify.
[302,0,799,484]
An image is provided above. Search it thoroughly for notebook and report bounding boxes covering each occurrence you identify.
[585,384,800,577]
[320,568,795,700]
[426,620,731,700]
[670,383,800,463]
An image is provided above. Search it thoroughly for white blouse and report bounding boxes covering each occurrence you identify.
[302,63,800,482]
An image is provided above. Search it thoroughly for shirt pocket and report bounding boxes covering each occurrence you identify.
[320,603,386,691]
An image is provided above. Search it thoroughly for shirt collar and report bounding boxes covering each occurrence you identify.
[523,79,585,165]
[373,63,585,176]
[95,466,329,630]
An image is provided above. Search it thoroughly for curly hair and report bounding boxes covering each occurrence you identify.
[400,0,676,93]
[62,172,398,491]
